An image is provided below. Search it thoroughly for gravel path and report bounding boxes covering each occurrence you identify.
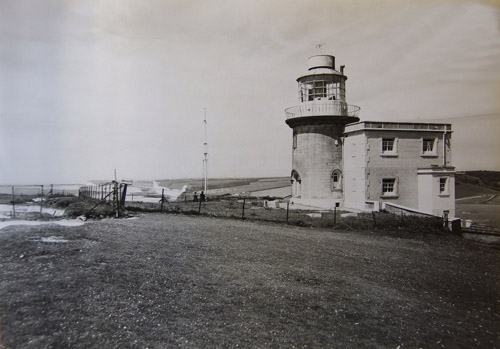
[1,213,499,348]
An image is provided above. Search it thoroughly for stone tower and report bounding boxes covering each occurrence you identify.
[285,55,360,208]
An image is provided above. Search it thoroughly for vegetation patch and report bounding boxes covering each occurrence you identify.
[1,214,498,347]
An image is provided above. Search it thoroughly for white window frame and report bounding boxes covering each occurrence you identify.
[381,137,398,157]
[381,178,398,198]
[439,177,449,196]
[421,137,438,157]
[331,170,342,191]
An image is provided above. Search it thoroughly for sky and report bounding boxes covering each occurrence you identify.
[1,0,500,184]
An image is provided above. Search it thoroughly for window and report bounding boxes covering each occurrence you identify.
[382,178,397,197]
[381,137,398,156]
[382,138,394,152]
[422,138,437,156]
[439,177,449,195]
[293,134,297,149]
[298,77,343,101]
[423,139,434,152]
[313,81,326,98]
[331,170,342,191]
[291,170,301,198]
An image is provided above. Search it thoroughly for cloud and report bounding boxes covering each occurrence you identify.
[1,0,499,184]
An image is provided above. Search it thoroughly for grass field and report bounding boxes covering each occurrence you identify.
[1,214,499,348]
[455,182,499,199]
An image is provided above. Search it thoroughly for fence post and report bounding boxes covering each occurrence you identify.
[333,206,337,227]
[286,201,289,223]
[372,211,377,227]
[121,184,127,210]
[40,185,44,214]
[114,182,119,218]
[12,186,15,218]
[161,188,165,211]
[241,198,246,219]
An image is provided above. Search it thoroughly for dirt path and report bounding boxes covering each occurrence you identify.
[1,214,499,348]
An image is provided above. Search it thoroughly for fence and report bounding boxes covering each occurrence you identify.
[79,181,128,218]
[0,184,80,219]
[125,195,446,232]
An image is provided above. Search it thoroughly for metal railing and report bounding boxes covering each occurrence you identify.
[285,101,360,119]
[79,181,129,218]
[363,122,452,131]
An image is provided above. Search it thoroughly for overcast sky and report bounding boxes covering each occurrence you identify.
[1,0,499,185]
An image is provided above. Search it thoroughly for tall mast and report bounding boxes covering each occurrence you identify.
[203,108,208,193]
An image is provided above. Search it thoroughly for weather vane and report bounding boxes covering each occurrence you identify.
[316,42,326,54]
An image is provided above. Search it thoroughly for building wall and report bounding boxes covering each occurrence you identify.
[364,130,450,208]
[343,132,367,210]
[417,169,456,217]
[292,123,345,200]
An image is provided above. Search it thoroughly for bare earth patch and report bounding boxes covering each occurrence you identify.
[1,214,499,347]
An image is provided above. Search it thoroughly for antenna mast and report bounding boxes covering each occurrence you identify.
[203,108,208,193]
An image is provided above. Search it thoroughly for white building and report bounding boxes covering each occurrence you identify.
[285,55,455,218]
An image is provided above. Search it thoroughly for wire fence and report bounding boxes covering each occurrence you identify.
[78,182,129,218]
[0,184,80,219]
[125,195,447,232]
[0,183,449,234]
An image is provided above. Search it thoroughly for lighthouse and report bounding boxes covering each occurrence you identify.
[285,55,360,209]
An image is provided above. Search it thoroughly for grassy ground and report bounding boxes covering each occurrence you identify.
[156,177,290,192]
[126,199,446,233]
[455,182,499,199]
[456,203,500,227]
[1,213,499,348]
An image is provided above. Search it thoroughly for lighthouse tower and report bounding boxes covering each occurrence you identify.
[285,55,360,209]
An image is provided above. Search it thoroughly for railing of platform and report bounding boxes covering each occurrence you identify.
[285,101,360,119]
[363,122,452,131]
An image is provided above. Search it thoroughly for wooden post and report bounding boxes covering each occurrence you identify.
[40,185,44,214]
[12,186,15,218]
[241,198,246,219]
[121,184,127,209]
[372,211,377,227]
[161,188,165,211]
[333,206,337,227]
[114,182,119,218]
[286,201,289,223]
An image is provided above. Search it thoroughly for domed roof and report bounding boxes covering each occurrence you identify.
[296,54,346,81]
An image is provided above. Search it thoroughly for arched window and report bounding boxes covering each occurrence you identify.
[291,170,302,198]
[331,170,342,191]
